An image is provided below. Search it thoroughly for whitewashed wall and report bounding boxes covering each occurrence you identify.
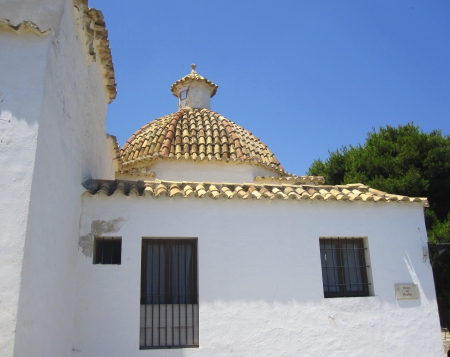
[0,0,66,35]
[0,0,114,356]
[0,30,51,356]
[175,82,212,110]
[76,196,443,356]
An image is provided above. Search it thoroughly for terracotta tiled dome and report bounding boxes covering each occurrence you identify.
[120,108,284,174]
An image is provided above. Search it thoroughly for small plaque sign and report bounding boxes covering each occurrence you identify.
[395,284,419,300]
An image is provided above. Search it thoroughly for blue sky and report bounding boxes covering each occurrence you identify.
[90,0,450,175]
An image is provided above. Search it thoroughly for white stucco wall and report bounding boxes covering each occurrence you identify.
[0,1,115,356]
[76,195,443,356]
[0,30,51,356]
[175,82,212,110]
[118,160,279,183]
[0,0,66,35]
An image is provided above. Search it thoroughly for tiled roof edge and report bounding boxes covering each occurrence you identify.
[254,175,325,185]
[73,0,117,103]
[170,74,218,98]
[107,133,122,169]
[83,179,429,207]
[0,19,51,36]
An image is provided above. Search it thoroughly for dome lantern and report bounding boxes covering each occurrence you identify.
[170,64,218,110]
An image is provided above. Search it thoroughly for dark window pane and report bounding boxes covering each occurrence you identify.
[94,238,121,265]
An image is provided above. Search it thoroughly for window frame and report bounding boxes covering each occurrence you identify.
[319,237,371,298]
[179,89,188,101]
[140,238,199,349]
[178,86,189,108]
[93,236,122,265]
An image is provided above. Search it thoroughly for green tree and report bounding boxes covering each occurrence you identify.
[308,123,450,325]
[308,123,450,241]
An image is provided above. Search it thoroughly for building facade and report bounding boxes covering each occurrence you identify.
[0,1,444,356]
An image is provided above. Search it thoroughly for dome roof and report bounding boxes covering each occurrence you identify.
[120,108,284,174]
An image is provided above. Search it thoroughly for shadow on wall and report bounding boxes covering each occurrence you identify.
[393,252,428,309]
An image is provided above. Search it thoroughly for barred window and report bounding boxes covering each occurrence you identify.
[93,237,121,265]
[140,239,198,349]
[320,237,370,298]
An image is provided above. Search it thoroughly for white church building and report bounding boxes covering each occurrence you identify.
[0,1,445,356]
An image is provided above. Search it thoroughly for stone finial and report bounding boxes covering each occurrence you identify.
[191,63,197,74]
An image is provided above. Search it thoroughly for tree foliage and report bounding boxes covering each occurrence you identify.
[308,123,450,326]
[308,123,450,243]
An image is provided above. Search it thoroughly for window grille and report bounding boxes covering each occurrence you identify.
[140,239,198,349]
[93,237,121,265]
[320,237,370,298]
